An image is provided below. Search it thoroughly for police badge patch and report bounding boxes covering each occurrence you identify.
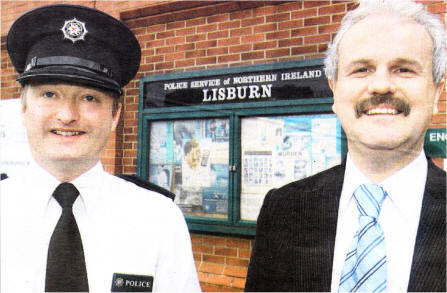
[111,273,153,292]
[61,18,87,43]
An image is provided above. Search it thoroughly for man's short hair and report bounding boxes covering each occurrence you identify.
[324,0,446,85]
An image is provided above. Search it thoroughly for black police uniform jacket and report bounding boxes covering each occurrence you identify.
[245,159,446,292]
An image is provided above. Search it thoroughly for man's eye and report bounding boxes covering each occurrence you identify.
[44,91,55,98]
[354,68,368,73]
[84,95,96,102]
[398,68,412,73]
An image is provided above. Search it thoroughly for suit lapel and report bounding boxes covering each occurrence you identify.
[407,160,446,292]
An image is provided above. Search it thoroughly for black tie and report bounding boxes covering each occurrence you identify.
[45,183,89,292]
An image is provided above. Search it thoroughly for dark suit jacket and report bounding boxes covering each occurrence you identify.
[245,159,446,292]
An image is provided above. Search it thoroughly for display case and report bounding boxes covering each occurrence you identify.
[137,59,346,235]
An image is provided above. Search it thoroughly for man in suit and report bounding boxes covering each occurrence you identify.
[245,0,446,291]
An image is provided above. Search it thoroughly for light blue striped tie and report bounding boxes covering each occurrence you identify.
[339,184,388,292]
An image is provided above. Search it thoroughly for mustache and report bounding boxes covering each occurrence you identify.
[354,95,410,118]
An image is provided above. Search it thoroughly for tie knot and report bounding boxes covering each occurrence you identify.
[53,183,79,209]
[353,183,387,218]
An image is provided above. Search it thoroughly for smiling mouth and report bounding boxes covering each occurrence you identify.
[51,130,85,136]
[364,107,400,115]
[355,95,410,118]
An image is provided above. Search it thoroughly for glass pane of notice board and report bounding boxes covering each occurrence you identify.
[148,118,230,219]
[240,114,342,221]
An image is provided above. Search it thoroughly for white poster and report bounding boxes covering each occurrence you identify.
[0,99,32,178]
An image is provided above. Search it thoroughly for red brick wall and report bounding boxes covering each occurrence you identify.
[2,1,446,291]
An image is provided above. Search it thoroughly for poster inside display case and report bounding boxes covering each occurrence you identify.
[240,114,342,221]
[148,118,230,218]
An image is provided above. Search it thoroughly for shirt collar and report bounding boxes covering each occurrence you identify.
[24,158,105,214]
[340,151,427,217]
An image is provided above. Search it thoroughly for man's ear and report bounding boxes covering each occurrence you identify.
[111,102,122,132]
[328,78,337,114]
[432,78,445,115]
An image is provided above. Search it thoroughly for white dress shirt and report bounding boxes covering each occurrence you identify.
[331,151,427,292]
[1,159,201,292]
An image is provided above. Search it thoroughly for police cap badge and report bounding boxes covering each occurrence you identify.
[7,4,141,95]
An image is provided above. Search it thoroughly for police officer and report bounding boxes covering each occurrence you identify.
[2,4,201,292]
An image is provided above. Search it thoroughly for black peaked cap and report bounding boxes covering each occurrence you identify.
[7,4,141,95]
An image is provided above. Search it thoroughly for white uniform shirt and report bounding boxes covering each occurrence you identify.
[331,151,427,292]
[1,160,201,292]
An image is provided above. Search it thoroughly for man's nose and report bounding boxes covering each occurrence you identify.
[55,99,79,124]
[367,68,396,96]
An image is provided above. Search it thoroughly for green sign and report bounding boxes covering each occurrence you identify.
[424,128,446,158]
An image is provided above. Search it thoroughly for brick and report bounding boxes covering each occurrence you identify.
[166,36,184,46]
[278,19,303,30]
[197,23,218,33]
[277,1,302,12]
[232,277,246,289]
[230,27,252,37]
[175,59,195,68]
[155,61,174,70]
[196,40,217,49]
[304,34,331,44]
[155,46,175,54]
[279,37,304,49]
[230,9,252,20]
[291,8,317,18]
[156,30,175,39]
[203,236,226,246]
[319,43,328,53]
[319,4,346,15]
[219,20,241,30]
[145,39,164,48]
[207,13,229,24]
[253,5,277,17]
[203,254,225,263]
[303,0,330,8]
[332,13,346,23]
[176,43,195,52]
[208,30,229,40]
[207,47,229,56]
[241,16,264,27]
[431,113,446,124]
[186,17,206,27]
[207,274,233,287]
[198,272,208,283]
[176,27,195,36]
[253,23,277,34]
[218,37,240,47]
[166,20,185,30]
[186,49,206,58]
[266,12,291,23]
[186,33,206,42]
[165,52,184,61]
[218,54,240,63]
[226,257,249,267]
[238,248,251,259]
[241,51,264,60]
[304,16,330,26]
[196,56,217,65]
[145,55,163,63]
[224,265,248,278]
[266,48,290,58]
[292,45,318,55]
[193,252,201,262]
[318,23,340,34]
[226,238,251,249]
[215,247,237,257]
[230,44,251,53]
[192,244,213,254]
[199,283,221,292]
[253,40,277,51]
[241,33,265,44]
[266,30,290,40]
[428,3,447,13]
[200,262,224,274]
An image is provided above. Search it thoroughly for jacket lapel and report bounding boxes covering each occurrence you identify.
[407,160,446,292]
